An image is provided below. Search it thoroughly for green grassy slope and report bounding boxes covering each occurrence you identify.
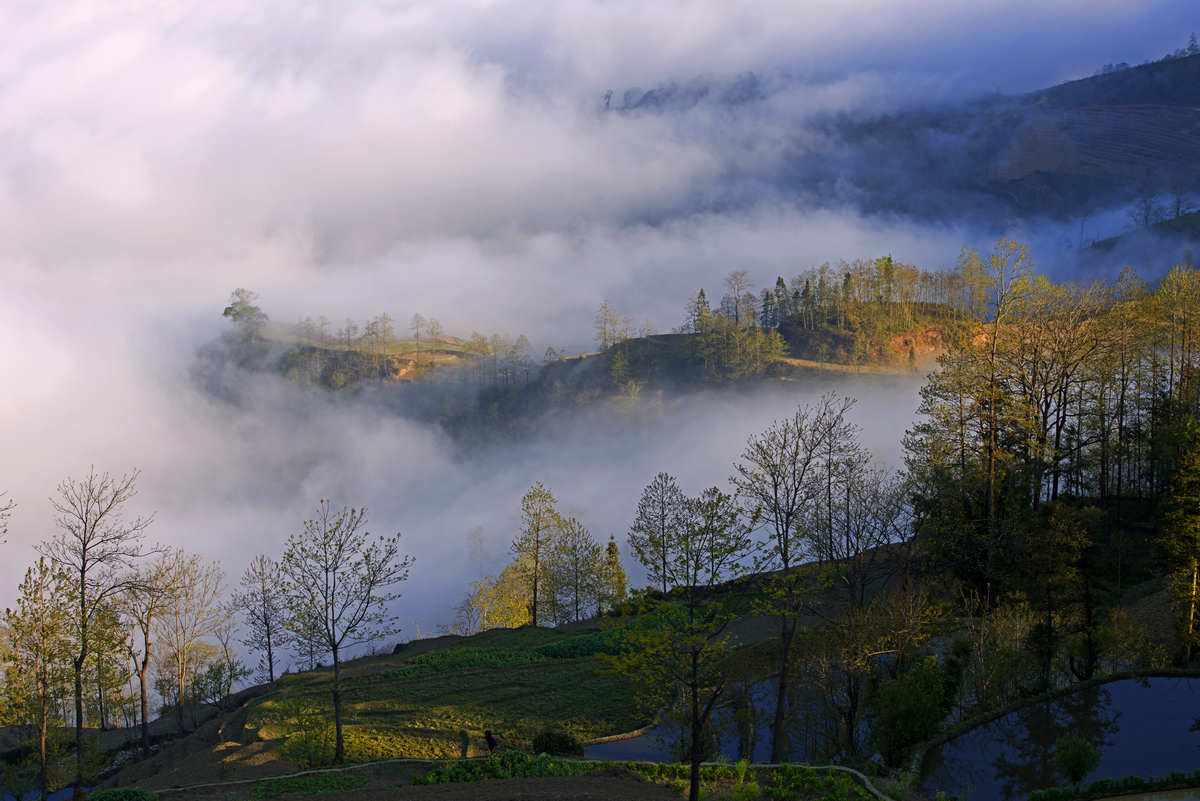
[246,627,643,763]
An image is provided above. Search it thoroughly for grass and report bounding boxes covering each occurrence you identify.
[247,627,644,764]
[250,773,370,799]
[412,752,875,801]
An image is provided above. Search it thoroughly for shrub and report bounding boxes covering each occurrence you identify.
[871,657,949,764]
[1055,734,1101,787]
[87,791,158,801]
[531,728,583,756]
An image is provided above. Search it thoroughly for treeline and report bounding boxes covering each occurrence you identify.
[450,483,628,633]
[906,242,1200,688]
[221,289,541,390]
[669,254,987,370]
[0,472,412,796]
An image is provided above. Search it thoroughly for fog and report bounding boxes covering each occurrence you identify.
[0,1,1193,649]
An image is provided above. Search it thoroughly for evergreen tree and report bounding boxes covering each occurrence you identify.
[512,483,561,626]
[602,536,628,612]
[760,289,776,330]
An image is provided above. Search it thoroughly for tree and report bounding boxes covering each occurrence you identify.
[120,552,182,755]
[4,559,72,801]
[732,395,855,762]
[683,289,711,333]
[232,555,291,683]
[156,552,223,733]
[511,483,560,627]
[723,271,753,325]
[628,473,687,595]
[468,563,533,631]
[611,485,751,801]
[601,536,628,613]
[0,492,13,544]
[84,600,129,732]
[38,468,153,799]
[410,313,426,341]
[1056,733,1100,788]
[280,501,413,764]
[551,517,603,623]
[427,319,443,339]
[1162,435,1200,662]
[595,302,626,351]
[222,288,268,334]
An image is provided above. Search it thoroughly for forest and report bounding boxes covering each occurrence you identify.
[4,241,1200,801]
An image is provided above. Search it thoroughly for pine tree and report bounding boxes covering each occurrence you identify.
[602,536,628,612]
[512,483,560,626]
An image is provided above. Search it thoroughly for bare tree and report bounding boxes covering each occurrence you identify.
[38,468,154,798]
[120,552,182,754]
[156,551,223,733]
[232,554,291,683]
[280,500,413,764]
[628,473,687,594]
[731,395,855,762]
[724,271,753,325]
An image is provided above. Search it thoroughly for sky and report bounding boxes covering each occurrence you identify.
[0,0,1195,652]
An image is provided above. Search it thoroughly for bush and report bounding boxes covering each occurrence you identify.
[87,791,158,801]
[871,657,949,764]
[531,728,583,756]
[1055,734,1100,786]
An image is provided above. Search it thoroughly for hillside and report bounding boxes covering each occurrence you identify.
[809,54,1200,219]
[1089,210,1200,254]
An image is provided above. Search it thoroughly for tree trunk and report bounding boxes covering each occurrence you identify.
[73,656,84,800]
[139,662,151,755]
[39,708,48,801]
[176,649,187,734]
[689,651,702,801]
[1188,560,1198,664]
[73,566,87,801]
[770,616,795,762]
[332,645,345,764]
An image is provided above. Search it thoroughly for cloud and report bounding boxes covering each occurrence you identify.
[0,0,1194,646]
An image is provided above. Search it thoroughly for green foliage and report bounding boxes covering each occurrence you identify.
[413,753,871,801]
[413,751,596,785]
[759,765,872,801]
[1029,769,1200,801]
[533,630,629,659]
[530,728,583,756]
[251,626,641,763]
[382,647,544,680]
[251,772,369,799]
[1055,733,1101,786]
[87,791,158,801]
[871,657,950,764]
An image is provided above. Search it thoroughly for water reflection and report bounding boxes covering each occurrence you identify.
[924,678,1200,801]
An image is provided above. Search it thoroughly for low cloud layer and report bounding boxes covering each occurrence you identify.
[1,1,1193,645]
